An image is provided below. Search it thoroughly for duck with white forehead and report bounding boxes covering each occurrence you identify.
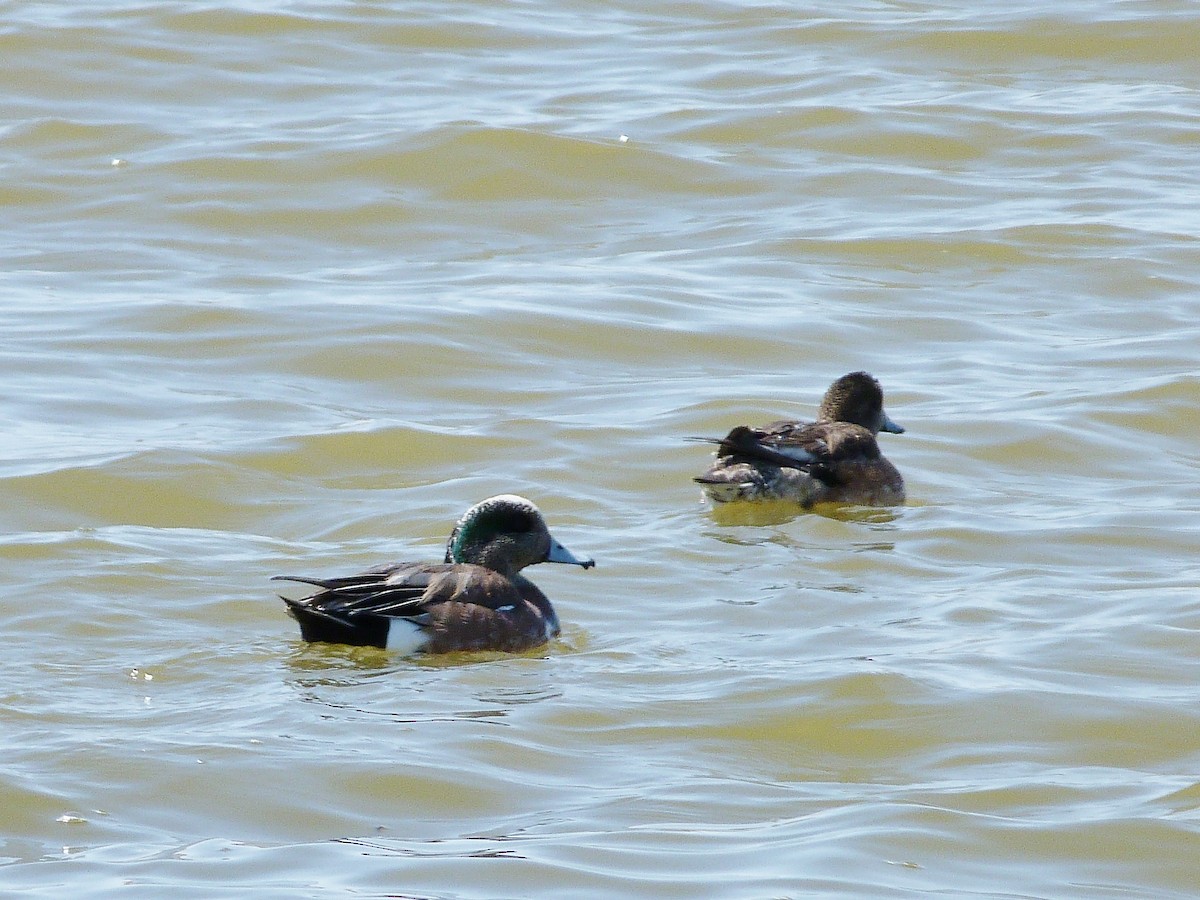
[274,495,594,653]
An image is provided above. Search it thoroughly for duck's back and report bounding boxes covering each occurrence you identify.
[698,419,904,507]
[281,561,558,652]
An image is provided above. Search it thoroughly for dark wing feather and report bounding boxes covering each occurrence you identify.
[701,421,876,484]
[271,562,450,620]
[712,424,821,468]
[272,562,524,620]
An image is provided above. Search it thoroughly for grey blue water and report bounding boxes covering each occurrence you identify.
[2,2,1199,896]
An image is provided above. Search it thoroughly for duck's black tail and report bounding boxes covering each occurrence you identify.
[279,594,389,648]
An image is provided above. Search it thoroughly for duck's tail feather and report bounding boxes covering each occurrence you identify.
[279,594,390,648]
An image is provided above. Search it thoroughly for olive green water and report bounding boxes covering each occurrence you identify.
[2,3,1199,897]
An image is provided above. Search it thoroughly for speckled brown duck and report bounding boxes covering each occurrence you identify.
[694,371,906,508]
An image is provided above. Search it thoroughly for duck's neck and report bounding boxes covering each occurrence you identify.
[457,541,520,579]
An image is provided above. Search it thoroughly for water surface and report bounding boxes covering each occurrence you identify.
[2,2,1199,897]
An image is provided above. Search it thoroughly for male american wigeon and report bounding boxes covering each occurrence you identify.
[274,494,594,653]
[694,371,906,507]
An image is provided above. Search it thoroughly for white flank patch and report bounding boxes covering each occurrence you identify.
[385,619,429,654]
